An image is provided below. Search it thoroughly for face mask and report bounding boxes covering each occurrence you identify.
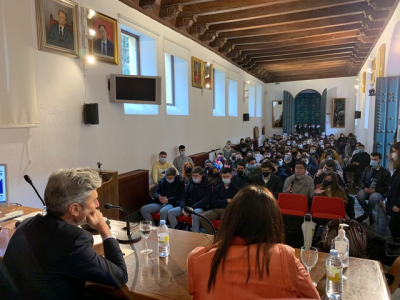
[324,181,332,186]
[279,161,283,166]
[311,149,316,154]
[217,158,223,162]
[224,164,231,169]
[193,177,201,184]
[247,164,256,170]
[226,145,231,149]
[242,149,247,153]
[185,167,192,173]
[231,156,236,161]
[298,145,303,149]
[319,141,323,145]
[262,172,270,177]
[167,178,174,183]
[350,143,356,146]
[357,149,364,153]
[370,160,379,168]
[159,158,166,163]
[222,178,231,185]
[327,157,332,160]
[295,174,305,180]
[237,170,244,176]
[316,125,320,128]
[392,153,398,160]
[331,143,334,146]
[304,161,309,165]
[236,158,243,162]
[205,166,210,170]
[213,173,219,177]
[180,151,186,156]
[322,133,326,136]
[285,155,291,160]
[287,142,291,146]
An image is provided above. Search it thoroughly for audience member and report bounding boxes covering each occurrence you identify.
[283,150,296,171]
[319,151,343,172]
[208,166,222,187]
[214,152,225,170]
[237,142,250,157]
[187,185,319,300]
[343,144,370,186]
[232,161,252,189]
[283,161,314,203]
[315,172,348,206]
[151,151,177,185]
[182,161,194,184]
[356,152,390,224]
[301,155,318,176]
[223,140,234,160]
[270,158,288,184]
[387,142,400,240]
[141,168,185,225]
[253,162,283,199]
[200,168,239,235]
[168,167,212,233]
[203,160,213,177]
[173,145,194,174]
[2,168,128,299]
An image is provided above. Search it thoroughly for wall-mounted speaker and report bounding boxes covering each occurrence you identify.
[354,111,361,119]
[243,113,250,122]
[84,103,99,125]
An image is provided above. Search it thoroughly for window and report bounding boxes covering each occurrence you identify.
[249,85,256,117]
[213,69,226,117]
[256,84,262,117]
[165,53,189,115]
[120,23,158,115]
[228,79,238,117]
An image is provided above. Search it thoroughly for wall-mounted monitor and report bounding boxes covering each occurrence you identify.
[0,164,9,207]
[109,74,161,105]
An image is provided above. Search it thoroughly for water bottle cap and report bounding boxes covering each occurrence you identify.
[330,249,339,256]
[160,220,166,225]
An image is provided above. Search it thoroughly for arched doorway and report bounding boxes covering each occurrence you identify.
[294,89,322,126]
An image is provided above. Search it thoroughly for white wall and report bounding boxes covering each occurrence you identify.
[354,2,400,151]
[0,0,264,207]
[264,77,356,138]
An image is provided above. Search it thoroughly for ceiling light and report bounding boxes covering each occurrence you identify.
[87,9,95,19]
[206,84,210,88]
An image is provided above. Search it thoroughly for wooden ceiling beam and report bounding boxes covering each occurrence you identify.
[161,0,215,6]
[245,52,355,65]
[266,73,356,83]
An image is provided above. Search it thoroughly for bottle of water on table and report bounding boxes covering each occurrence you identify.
[326,249,343,300]
[158,220,170,257]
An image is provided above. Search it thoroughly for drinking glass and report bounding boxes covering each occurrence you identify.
[301,246,318,286]
[140,221,153,254]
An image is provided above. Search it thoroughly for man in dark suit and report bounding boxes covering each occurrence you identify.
[1,168,127,299]
[93,24,114,57]
[47,10,74,50]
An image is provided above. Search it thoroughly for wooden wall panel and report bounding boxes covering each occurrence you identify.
[190,152,209,168]
[96,170,119,220]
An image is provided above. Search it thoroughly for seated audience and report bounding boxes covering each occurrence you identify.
[151,151,177,185]
[270,158,288,185]
[315,172,348,207]
[2,168,128,299]
[168,167,212,232]
[356,152,390,224]
[173,145,194,174]
[309,145,320,162]
[200,168,239,235]
[301,155,318,176]
[245,156,262,182]
[254,162,283,199]
[283,161,314,204]
[208,166,222,187]
[187,185,320,300]
[141,168,185,225]
[343,143,370,186]
[214,152,225,170]
[283,150,296,171]
[237,142,250,157]
[232,161,252,189]
[319,151,343,172]
[223,140,234,160]
[182,161,194,184]
[388,142,400,240]
[203,160,213,177]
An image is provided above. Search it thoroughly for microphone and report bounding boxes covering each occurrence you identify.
[24,174,46,212]
[104,203,141,243]
[183,206,216,238]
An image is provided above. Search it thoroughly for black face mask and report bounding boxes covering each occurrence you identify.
[212,173,219,177]
[242,149,247,152]
[185,167,192,173]
[237,170,244,176]
[205,166,210,170]
[324,181,332,186]
[262,172,270,177]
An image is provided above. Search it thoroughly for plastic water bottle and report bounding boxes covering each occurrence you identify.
[325,249,343,300]
[158,220,170,257]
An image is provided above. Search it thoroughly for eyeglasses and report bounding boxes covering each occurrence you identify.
[295,167,305,170]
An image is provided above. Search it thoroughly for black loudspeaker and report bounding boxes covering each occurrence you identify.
[84,103,99,125]
[243,113,250,122]
[354,111,361,119]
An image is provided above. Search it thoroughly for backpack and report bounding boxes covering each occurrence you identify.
[319,219,368,258]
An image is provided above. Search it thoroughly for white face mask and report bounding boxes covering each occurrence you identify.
[222,178,231,185]
[392,152,398,160]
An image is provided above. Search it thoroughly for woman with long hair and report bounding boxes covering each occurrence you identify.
[315,172,348,205]
[207,166,222,187]
[187,185,319,299]
[388,142,400,240]
[182,161,194,184]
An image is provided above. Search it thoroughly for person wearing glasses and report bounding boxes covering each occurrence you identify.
[283,161,314,204]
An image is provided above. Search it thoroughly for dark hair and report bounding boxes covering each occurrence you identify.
[207,185,285,291]
[370,152,382,159]
[179,145,185,150]
[192,166,202,175]
[247,156,256,163]
[358,144,365,148]
[269,159,279,165]
[98,24,106,31]
[165,167,176,176]
[220,168,232,174]
[159,151,167,156]
[261,162,273,169]
[237,161,246,168]
[391,142,400,169]
[240,143,248,148]
[58,10,67,20]
[295,161,306,168]
[325,160,336,170]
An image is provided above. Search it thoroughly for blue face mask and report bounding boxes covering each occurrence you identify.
[370,160,379,168]
[279,161,283,166]
[285,155,291,160]
[247,164,256,170]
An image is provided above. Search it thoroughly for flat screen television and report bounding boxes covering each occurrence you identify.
[0,164,9,207]
[109,74,161,105]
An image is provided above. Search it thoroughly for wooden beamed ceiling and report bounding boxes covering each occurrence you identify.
[119,0,399,83]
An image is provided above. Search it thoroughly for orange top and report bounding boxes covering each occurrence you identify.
[187,237,320,300]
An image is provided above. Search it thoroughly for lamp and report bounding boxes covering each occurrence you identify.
[87,9,96,19]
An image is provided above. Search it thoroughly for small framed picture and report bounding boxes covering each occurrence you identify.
[191,56,204,88]
[88,11,119,65]
[332,98,346,128]
[35,0,80,58]
[203,62,213,90]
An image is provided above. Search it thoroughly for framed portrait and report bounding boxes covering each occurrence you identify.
[332,98,346,128]
[88,11,119,65]
[35,0,80,58]
[191,56,204,88]
[203,62,213,89]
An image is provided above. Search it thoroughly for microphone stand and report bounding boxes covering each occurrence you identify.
[183,206,216,239]
[23,175,47,214]
[104,203,141,243]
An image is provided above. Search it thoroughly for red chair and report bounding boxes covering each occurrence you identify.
[151,213,193,225]
[310,196,346,220]
[151,212,160,221]
[212,220,221,230]
[278,193,309,216]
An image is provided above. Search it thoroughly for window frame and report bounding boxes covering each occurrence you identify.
[121,29,141,75]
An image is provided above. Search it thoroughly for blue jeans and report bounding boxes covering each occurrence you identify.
[140,203,173,225]
[167,207,204,232]
[357,190,383,216]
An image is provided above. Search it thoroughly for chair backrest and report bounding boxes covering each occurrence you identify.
[278,193,309,214]
[310,196,346,218]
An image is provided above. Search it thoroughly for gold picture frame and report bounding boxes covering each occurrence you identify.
[191,56,204,88]
[88,11,119,65]
[332,98,346,128]
[35,0,80,58]
[203,62,213,89]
